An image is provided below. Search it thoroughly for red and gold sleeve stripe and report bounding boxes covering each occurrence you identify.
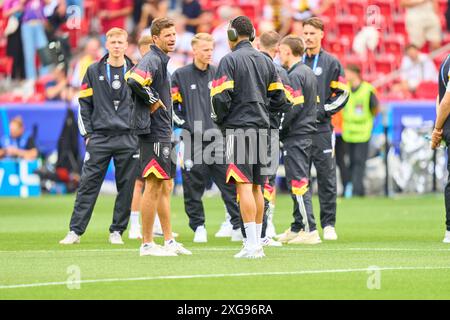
[79,83,93,98]
[211,75,234,97]
[171,87,182,103]
[330,76,349,91]
[125,68,152,86]
[268,82,284,91]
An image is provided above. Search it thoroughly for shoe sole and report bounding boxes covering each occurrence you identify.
[59,241,80,245]
[140,253,178,257]
[288,239,322,245]
[215,234,232,238]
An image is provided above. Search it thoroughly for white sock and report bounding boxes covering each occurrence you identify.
[244,222,257,248]
[130,211,140,226]
[154,214,161,228]
[256,223,262,240]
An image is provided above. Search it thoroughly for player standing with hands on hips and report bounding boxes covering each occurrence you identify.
[127,18,192,257]
[60,28,139,245]
[211,16,291,259]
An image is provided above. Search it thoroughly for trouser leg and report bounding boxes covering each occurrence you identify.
[69,135,112,235]
[312,131,337,228]
[285,137,316,233]
[110,135,139,234]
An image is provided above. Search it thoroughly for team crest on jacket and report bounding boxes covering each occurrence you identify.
[314,67,323,76]
[162,146,170,158]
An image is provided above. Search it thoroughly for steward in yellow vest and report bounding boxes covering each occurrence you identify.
[342,64,379,197]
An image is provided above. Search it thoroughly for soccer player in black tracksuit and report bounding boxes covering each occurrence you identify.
[211,16,290,259]
[127,18,191,257]
[60,28,139,245]
[300,17,349,241]
[431,53,450,244]
[171,33,241,243]
[278,35,321,245]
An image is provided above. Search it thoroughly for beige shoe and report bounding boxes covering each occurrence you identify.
[288,230,322,245]
[323,226,338,241]
[276,228,300,243]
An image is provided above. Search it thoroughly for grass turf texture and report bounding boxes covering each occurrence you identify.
[0,194,450,299]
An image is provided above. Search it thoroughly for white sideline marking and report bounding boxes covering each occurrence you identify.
[1,266,450,290]
[1,247,450,254]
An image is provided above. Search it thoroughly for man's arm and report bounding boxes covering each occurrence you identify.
[211,57,235,126]
[78,70,95,139]
[322,61,349,120]
[125,63,160,111]
[268,65,292,114]
[171,72,187,130]
[280,74,304,137]
[431,91,450,149]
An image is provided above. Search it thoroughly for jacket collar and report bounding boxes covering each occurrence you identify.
[288,60,303,74]
[232,40,252,52]
[191,61,211,73]
[261,51,274,61]
[305,47,324,59]
[150,44,170,64]
[98,53,134,71]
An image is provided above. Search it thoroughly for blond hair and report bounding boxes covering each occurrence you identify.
[191,33,214,48]
[106,27,128,39]
[138,35,153,47]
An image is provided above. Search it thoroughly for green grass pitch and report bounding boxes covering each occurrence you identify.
[0,194,450,299]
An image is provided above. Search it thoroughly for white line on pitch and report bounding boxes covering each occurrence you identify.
[0,247,450,254]
[1,266,450,290]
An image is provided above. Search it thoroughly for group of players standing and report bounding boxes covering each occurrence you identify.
[59,14,350,259]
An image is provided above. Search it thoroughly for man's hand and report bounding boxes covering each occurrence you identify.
[150,100,167,114]
[431,127,443,150]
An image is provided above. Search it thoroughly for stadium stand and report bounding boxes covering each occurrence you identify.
[0,0,449,100]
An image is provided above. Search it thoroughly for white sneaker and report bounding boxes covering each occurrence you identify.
[323,226,338,241]
[234,245,265,259]
[193,225,207,243]
[140,242,177,257]
[109,231,124,245]
[261,236,282,247]
[164,240,192,255]
[215,220,233,237]
[276,228,299,243]
[443,231,450,244]
[288,230,322,245]
[128,225,142,239]
[59,231,80,245]
[231,228,244,242]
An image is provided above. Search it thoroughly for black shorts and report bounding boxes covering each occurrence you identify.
[139,140,176,180]
[225,129,271,185]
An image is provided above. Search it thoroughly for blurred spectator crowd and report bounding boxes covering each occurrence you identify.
[0,0,450,102]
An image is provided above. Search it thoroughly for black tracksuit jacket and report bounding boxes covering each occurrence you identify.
[211,40,291,130]
[172,63,217,133]
[78,54,134,137]
[280,61,318,139]
[303,48,349,133]
[126,45,172,142]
